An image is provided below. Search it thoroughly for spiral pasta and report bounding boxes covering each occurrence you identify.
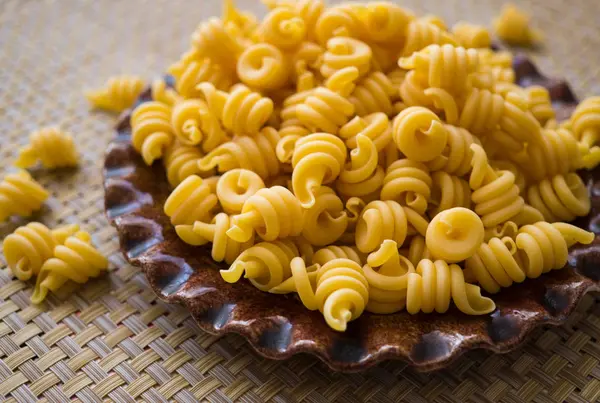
[296,67,359,133]
[363,2,414,46]
[0,170,49,223]
[402,20,458,57]
[314,3,366,45]
[483,221,519,242]
[337,134,385,199]
[381,159,432,215]
[398,71,433,109]
[499,92,542,145]
[392,107,448,162]
[469,144,525,228]
[571,96,600,148]
[320,36,372,78]
[130,101,175,165]
[427,125,480,176]
[522,128,584,181]
[31,231,108,304]
[164,175,219,225]
[191,17,246,66]
[525,86,555,126]
[338,112,392,152]
[400,235,433,267]
[451,22,491,49]
[301,186,348,246]
[312,245,363,266]
[15,127,78,169]
[350,72,396,117]
[226,185,304,242]
[171,99,205,146]
[526,173,591,223]
[176,213,255,264]
[363,240,414,314]
[163,142,212,187]
[3,222,79,281]
[237,43,289,91]
[260,7,306,49]
[168,51,233,98]
[429,171,471,216]
[458,88,504,137]
[426,207,484,262]
[85,75,145,113]
[151,79,182,106]
[493,4,542,46]
[216,169,266,214]
[406,259,495,315]
[199,127,281,180]
[291,133,347,208]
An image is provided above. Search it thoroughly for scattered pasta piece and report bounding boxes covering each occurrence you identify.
[85,75,145,112]
[493,4,543,47]
[16,128,78,169]
[0,170,49,222]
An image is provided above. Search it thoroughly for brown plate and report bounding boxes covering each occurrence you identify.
[103,56,600,372]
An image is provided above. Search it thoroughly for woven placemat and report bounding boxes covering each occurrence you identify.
[1,0,600,401]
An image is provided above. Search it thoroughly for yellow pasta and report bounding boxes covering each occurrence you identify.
[522,128,584,181]
[451,22,491,49]
[493,4,542,47]
[151,79,182,106]
[337,134,385,199]
[0,170,49,222]
[168,50,233,98]
[176,213,255,264]
[380,159,432,215]
[429,171,471,216]
[15,127,78,169]
[483,221,519,242]
[171,98,206,146]
[237,43,290,91]
[338,112,392,152]
[392,106,448,162]
[291,133,347,208]
[3,222,79,281]
[199,127,281,180]
[398,71,434,109]
[350,72,396,117]
[314,3,366,45]
[130,101,174,165]
[400,235,433,267]
[459,88,505,136]
[191,17,246,66]
[402,19,457,57]
[363,2,414,46]
[363,240,414,314]
[163,142,213,188]
[320,36,372,78]
[571,96,600,148]
[525,86,555,126]
[31,231,108,304]
[526,173,591,223]
[312,245,364,266]
[259,7,307,49]
[490,159,527,193]
[406,259,495,315]
[85,75,145,113]
[427,125,480,176]
[426,207,484,262]
[226,185,304,242]
[164,175,219,225]
[499,91,542,145]
[301,186,348,246]
[216,169,266,214]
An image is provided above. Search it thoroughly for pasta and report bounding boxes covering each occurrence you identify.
[451,22,491,49]
[176,212,255,264]
[392,106,448,162]
[85,75,145,113]
[493,4,543,46]
[429,171,471,216]
[314,3,366,45]
[363,2,414,46]
[522,128,584,181]
[483,220,519,242]
[338,112,392,152]
[525,86,555,126]
[216,169,266,214]
[163,142,214,187]
[259,7,307,49]
[459,88,504,137]
[171,99,206,146]
[199,127,281,180]
[237,43,289,90]
[301,186,348,246]
[0,170,49,223]
[191,17,246,66]
[406,259,495,315]
[571,96,600,148]
[320,37,372,78]
[3,222,79,281]
[336,134,385,199]
[402,19,457,57]
[16,127,78,169]
[291,133,347,208]
[31,231,109,304]
[151,79,182,106]
[168,50,233,98]
[350,72,396,116]
[130,101,174,165]
[226,185,304,242]
[526,173,591,223]
[427,125,480,176]
[380,159,432,215]
[400,235,432,267]
[164,175,219,225]
[398,71,433,109]
[426,207,484,262]
[312,245,363,266]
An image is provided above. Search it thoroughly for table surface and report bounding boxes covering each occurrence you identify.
[1,0,600,402]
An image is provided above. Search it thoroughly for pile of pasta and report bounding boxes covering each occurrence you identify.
[125,0,600,332]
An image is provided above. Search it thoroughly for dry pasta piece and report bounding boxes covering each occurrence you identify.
[424,87,459,125]
[406,259,495,315]
[227,185,304,242]
[337,134,385,199]
[163,142,213,188]
[292,0,325,42]
[291,133,347,208]
[350,72,396,117]
[191,17,246,66]
[363,240,414,314]
[484,221,519,242]
[151,79,182,106]
[130,101,174,165]
[451,22,491,49]
[198,83,274,136]
[320,36,372,78]
[526,173,591,223]
[493,4,543,47]
[176,213,255,264]
[171,99,205,146]
[0,170,49,222]
[223,0,259,36]
[31,231,108,304]
[168,50,233,98]
[499,92,542,145]
[392,106,448,162]
[490,159,527,193]
[429,171,471,216]
[469,144,525,228]
[339,112,392,152]
[3,222,79,281]
[427,125,480,177]
[312,245,364,266]
[301,186,348,246]
[237,43,290,91]
[314,3,366,45]
[400,235,433,267]
[426,207,484,262]
[296,67,359,133]
[380,159,432,215]
[85,75,145,113]
[571,96,600,148]
[164,175,219,225]
[402,19,457,57]
[363,2,414,46]
[216,169,266,214]
[459,88,504,136]
[15,127,78,169]
[221,239,299,291]
[525,86,555,126]
[259,7,306,49]
[522,128,584,181]
[199,127,281,180]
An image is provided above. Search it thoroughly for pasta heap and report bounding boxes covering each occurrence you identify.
[126,0,598,332]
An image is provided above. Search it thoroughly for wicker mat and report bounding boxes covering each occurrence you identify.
[1,0,600,401]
